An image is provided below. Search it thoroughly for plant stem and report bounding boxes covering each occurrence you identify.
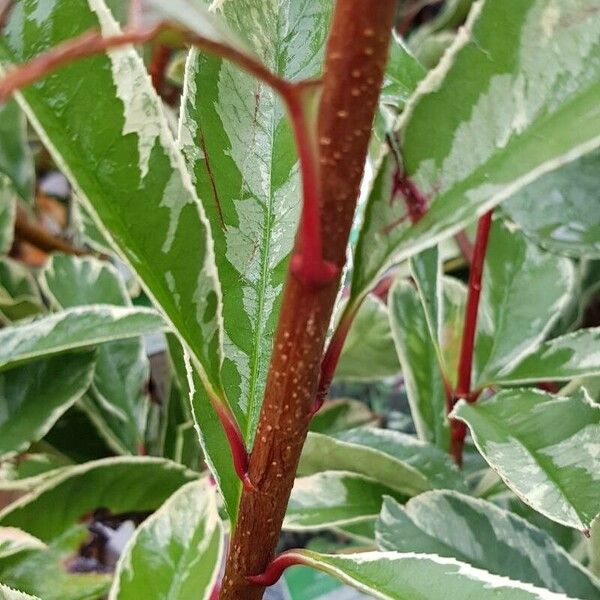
[450,209,493,465]
[219,2,396,598]
[14,204,88,256]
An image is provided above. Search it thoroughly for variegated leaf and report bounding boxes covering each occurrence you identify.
[284,471,401,531]
[309,398,375,435]
[41,255,151,454]
[336,296,400,382]
[452,388,600,531]
[0,0,225,401]
[377,492,600,599]
[109,479,223,600]
[389,273,466,450]
[285,550,575,599]
[0,528,46,560]
[492,328,600,385]
[351,0,600,301]
[0,100,34,202]
[178,0,334,445]
[0,353,96,459]
[167,335,240,521]
[0,180,15,255]
[474,219,574,388]
[503,149,600,258]
[0,584,41,600]
[0,457,196,600]
[299,429,466,497]
[0,258,43,323]
[0,305,164,372]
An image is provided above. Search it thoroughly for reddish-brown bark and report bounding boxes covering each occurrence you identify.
[218,2,396,599]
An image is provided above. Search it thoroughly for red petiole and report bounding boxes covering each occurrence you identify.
[450,209,494,465]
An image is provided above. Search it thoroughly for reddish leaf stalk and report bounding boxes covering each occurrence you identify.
[312,298,362,414]
[212,400,253,492]
[246,551,308,586]
[0,22,295,104]
[287,88,338,289]
[450,210,493,465]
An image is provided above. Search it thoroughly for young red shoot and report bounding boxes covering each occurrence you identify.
[450,209,494,465]
[246,551,308,587]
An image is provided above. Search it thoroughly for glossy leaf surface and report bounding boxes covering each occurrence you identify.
[0,353,95,459]
[299,429,465,496]
[336,296,400,382]
[452,389,600,531]
[377,492,600,599]
[294,550,573,600]
[503,150,600,258]
[179,0,333,445]
[0,0,225,399]
[110,479,223,600]
[41,255,151,454]
[351,0,600,299]
[0,305,164,372]
[284,472,400,531]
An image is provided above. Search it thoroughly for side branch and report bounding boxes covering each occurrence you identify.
[450,209,493,465]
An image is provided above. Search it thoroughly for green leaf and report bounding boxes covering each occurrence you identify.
[333,519,377,545]
[298,428,466,497]
[309,399,375,435]
[377,492,600,599]
[0,458,195,600]
[0,353,96,459]
[0,528,46,560]
[0,524,111,600]
[389,272,466,450]
[0,453,71,492]
[144,0,247,50]
[284,472,401,531]
[336,296,400,382]
[109,479,223,600]
[492,328,600,385]
[408,0,474,49]
[0,181,15,256]
[178,0,333,446]
[0,258,43,323]
[41,255,151,454]
[166,336,240,522]
[0,305,164,372]
[0,584,40,600]
[474,219,574,388]
[389,279,447,449]
[0,100,34,202]
[351,0,600,300]
[291,550,575,600]
[381,37,426,109]
[0,0,225,401]
[0,457,196,542]
[452,388,600,531]
[503,150,600,258]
